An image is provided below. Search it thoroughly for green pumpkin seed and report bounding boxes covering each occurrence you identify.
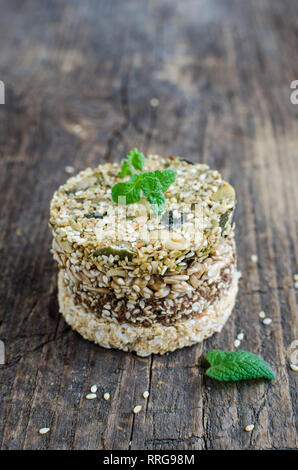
[93,246,134,260]
[219,208,234,233]
[85,212,107,219]
[180,158,194,165]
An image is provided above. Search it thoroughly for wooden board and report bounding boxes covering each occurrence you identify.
[0,0,297,450]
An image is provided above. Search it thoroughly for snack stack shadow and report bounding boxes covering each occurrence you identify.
[50,155,240,356]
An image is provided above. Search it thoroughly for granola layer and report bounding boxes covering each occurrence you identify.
[55,235,236,326]
[58,268,240,356]
[50,155,236,275]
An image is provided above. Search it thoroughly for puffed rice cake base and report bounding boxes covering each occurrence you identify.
[58,269,240,357]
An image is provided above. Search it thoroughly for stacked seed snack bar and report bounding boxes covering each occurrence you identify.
[50,155,240,356]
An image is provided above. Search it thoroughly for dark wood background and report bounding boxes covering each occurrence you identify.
[0,0,297,450]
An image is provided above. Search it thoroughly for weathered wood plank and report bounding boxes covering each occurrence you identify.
[0,0,297,450]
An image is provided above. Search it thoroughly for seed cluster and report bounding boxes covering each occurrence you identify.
[53,233,236,326]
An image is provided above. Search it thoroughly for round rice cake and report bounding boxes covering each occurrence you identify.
[50,154,239,355]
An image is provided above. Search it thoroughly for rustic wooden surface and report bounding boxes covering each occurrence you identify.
[0,0,297,450]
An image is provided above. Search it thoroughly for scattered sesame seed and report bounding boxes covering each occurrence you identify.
[244,424,254,432]
[150,97,160,107]
[104,393,110,401]
[263,318,272,325]
[39,427,50,434]
[86,393,97,400]
[143,391,149,399]
[74,124,82,133]
[251,254,258,263]
[90,385,97,393]
[259,310,266,318]
[65,166,74,174]
[234,339,241,347]
[290,363,298,372]
[133,405,142,414]
[237,332,244,341]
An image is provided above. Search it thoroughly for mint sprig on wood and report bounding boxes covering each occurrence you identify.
[205,350,276,382]
[112,149,176,215]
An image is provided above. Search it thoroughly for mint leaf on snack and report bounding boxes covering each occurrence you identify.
[149,169,177,193]
[112,174,141,205]
[205,350,276,382]
[140,175,163,196]
[147,192,166,215]
[112,151,176,215]
[128,148,145,171]
[118,148,145,178]
[118,160,132,178]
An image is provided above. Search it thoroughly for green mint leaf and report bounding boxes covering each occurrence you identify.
[127,148,145,171]
[205,350,276,382]
[139,174,171,214]
[118,160,132,178]
[140,175,164,196]
[111,174,141,205]
[147,193,166,215]
[112,160,176,214]
[148,169,177,193]
[118,148,145,178]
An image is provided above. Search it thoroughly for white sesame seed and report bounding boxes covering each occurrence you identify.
[294,281,298,289]
[143,391,149,399]
[290,363,298,371]
[39,427,50,434]
[244,424,254,432]
[234,339,241,347]
[263,318,272,325]
[237,333,244,340]
[251,254,258,263]
[293,274,298,282]
[192,302,201,312]
[259,310,266,318]
[86,393,97,400]
[74,124,82,133]
[150,97,160,107]
[90,385,97,393]
[65,166,74,174]
[133,405,142,414]
[104,393,110,401]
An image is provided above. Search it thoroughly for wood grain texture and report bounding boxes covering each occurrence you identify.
[0,0,297,450]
